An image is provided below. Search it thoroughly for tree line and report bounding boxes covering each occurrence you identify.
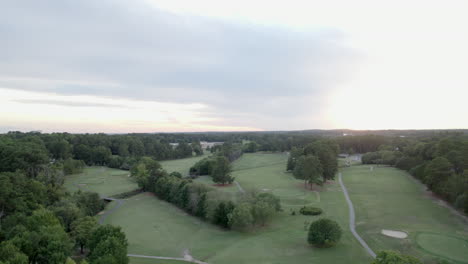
[361,134,468,214]
[130,156,281,231]
[0,134,130,264]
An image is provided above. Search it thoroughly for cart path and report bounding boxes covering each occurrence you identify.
[338,172,376,258]
[234,180,245,193]
[128,252,208,264]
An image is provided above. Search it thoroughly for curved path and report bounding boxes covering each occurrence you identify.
[338,172,376,258]
[128,253,208,264]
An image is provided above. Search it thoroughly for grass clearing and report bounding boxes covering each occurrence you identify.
[103,153,371,264]
[64,166,137,197]
[160,154,209,176]
[342,165,468,263]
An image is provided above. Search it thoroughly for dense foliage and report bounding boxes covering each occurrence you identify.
[0,133,128,264]
[287,140,339,187]
[299,206,323,216]
[307,218,342,248]
[371,250,422,264]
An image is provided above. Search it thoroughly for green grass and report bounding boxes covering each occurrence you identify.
[160,154,209,176]
[342,165,468,263]
[64,166,138,197]
[103,152,371,264]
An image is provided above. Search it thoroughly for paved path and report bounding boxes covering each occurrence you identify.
[128,253,208,264]
[338,172,376,258]
[234,180,245,193]
[98,197,124,224]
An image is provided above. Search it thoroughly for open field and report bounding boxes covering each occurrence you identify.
[103,153,372,264]
[342,165,468,264]
[160,154,209,176]
[64,166,137,197]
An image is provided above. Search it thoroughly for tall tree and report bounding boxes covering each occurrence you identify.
[211,156,234,185]
[70,216,98,254]
[293,155,323,188]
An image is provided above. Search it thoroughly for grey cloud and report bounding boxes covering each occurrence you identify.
[0,0,358,129]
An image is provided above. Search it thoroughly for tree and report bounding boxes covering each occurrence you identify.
[371,250,422,264]
[251,201,275,226]
[89,237,128,264]
[307,218,342,248]
[228,203,253,231]
[304,141,338,181]
[424,157,452,191]
[244,142,258,153]
[88,225,128,264]
[212,201,235,228]
[195,193,207,219]
[63,159,85,175]
[169,171,183,178]
[73,192,105,216]
[293,155,323,188]
[50,200,83,231]
[11,210,72,264]
[70,216,98,254]
[255,192,281,212]
[211,156,234,185]
[0,241,28,264]
[286,147,303,171]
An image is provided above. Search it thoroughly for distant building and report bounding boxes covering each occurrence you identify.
[200,141,223,150]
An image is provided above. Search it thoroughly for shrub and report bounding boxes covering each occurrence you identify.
[308,218,342,247]
[300,206,323,216]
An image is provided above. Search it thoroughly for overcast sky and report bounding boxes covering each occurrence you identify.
[1,0,467,133]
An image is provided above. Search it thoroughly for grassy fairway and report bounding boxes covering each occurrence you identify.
[160,154,209,176]
[104,153,372,264]
[342,165,468,263]
[64,166,137,196]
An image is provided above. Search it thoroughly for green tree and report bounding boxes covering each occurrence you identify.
[88,225,128,264]
[63,159,85,175]
[50,200,83,231]
[211,156,234,185]
[293,155,323,188]
[70,216,98,254]
[0,241,28,264]
[371,250,422,264]
[424,157,452,191]
[195,193,207,219]
[73,192,105,216]
[251,201,275,226]
[228,203,253,231]
[212,201,235,228]
[307,218,342,248]
[89,237,128,264]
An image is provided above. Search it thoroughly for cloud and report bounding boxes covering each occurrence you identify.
[0,0,358,130]
[13,99,129,108]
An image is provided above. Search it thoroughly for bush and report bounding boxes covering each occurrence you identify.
[308,218,342,247]
[299,206,322,215]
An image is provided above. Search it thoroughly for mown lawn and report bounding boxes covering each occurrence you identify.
[160,154,209,176]
[64,166,138,197]
[104,153,372,264]
[342,165,468,264]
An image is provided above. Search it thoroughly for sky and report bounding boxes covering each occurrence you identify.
[0,0,467,133]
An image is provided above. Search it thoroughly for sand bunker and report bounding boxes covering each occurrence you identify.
[381,229,408,238]
[97,211,105,215]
